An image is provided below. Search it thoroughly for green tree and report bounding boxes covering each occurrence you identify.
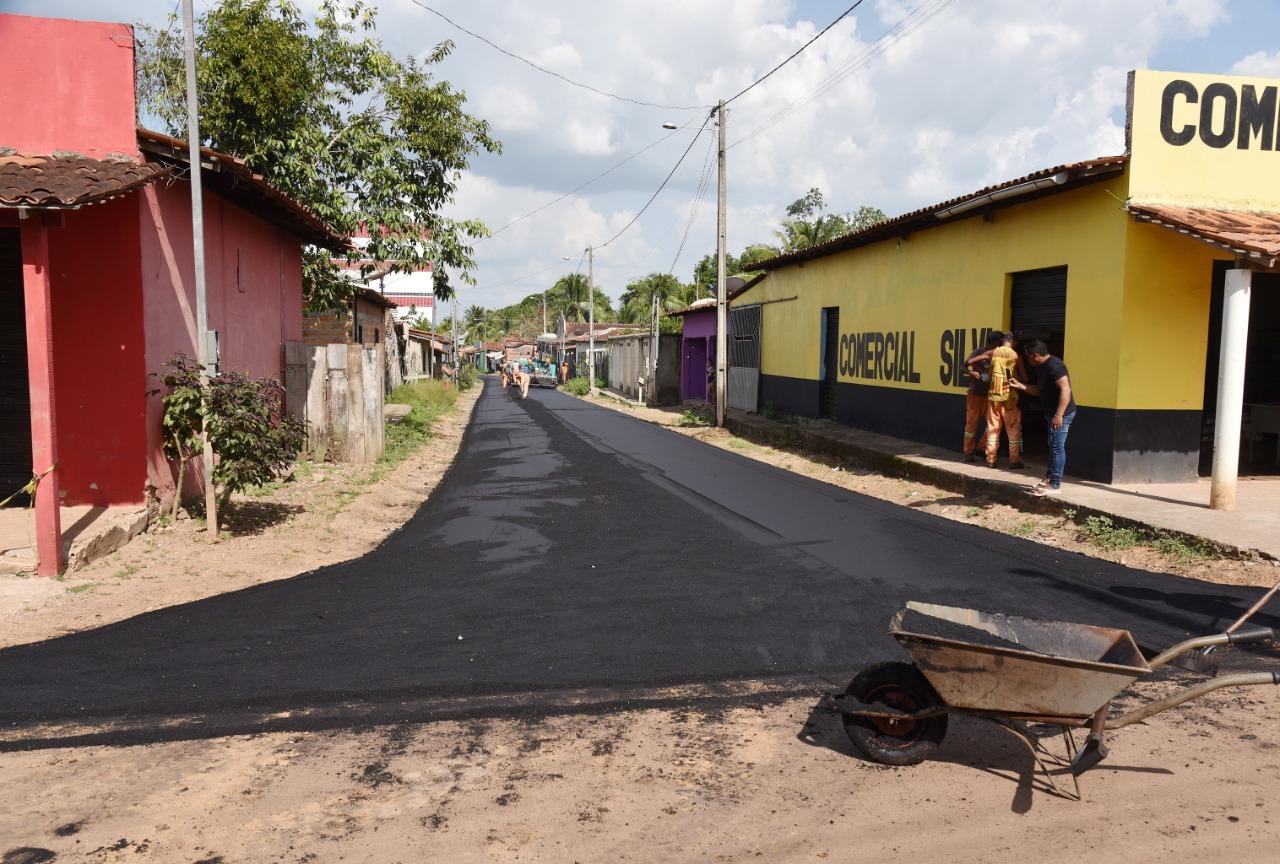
[619,273,688,323]
[464,304,490,342]
[774,188,885,252]
[546,273,614,322]
[136,0,500,312]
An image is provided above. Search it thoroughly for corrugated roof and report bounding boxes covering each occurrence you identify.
[137,128,347,251]
[1126,203,1280,266]
[752,155,1129,271]
[0,152,170,208]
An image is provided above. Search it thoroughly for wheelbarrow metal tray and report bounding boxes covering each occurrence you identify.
[892,602,1151,720]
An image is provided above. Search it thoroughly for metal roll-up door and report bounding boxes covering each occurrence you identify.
[0,229,32,505]
[1011,266,1068,443]
[728,304,761,412]
[1011,266,1067,358]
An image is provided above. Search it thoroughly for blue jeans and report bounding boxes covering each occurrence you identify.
[1045,411,1075,488]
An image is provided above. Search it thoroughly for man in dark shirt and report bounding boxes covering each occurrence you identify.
[1009,340,1076,495]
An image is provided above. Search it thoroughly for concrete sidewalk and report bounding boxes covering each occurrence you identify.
[0,504,150,575]
[724,409,1280,561]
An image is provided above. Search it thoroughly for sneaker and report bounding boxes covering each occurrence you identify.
[1032,485,1061,497]
[1009,461,1025,470]
[986,461,998,469]
[964,454,978,464]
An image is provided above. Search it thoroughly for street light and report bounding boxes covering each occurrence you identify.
[661,121,678,130]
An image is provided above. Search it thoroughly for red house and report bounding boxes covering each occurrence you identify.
[0,13,344,574]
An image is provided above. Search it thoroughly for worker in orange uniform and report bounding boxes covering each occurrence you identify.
[961,331,1002,463]
[968,332,1024,469]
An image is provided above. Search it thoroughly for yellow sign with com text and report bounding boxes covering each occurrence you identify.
[1127,69,1280,210]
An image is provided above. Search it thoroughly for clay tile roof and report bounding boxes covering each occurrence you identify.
[136,128,347,252]
[752,155,1129,271]
[1126,203,1280,266]
[0,152,169,208]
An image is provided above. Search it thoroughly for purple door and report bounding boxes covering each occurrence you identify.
[683,337,708,401]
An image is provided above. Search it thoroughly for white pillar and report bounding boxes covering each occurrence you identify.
[1210,267,1252,511]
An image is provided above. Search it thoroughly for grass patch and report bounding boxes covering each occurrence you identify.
[1076,515,1142,551]
[678,408,711,427]
[67,582,99,594]
[1152,535,1216,564]
[380,379,459,470]
[561,377,591,396]
[965,506,983,519]
[1012,518,1038,537]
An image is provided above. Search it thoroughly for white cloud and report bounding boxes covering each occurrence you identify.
[1231,50,1280,77]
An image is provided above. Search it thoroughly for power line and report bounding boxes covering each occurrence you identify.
[407,0,708,111]
[592,121,710,250]
[668,130,718,276]
[480,117,702,243]
[723,0,867,107]
[730,0,961,149]
[645,129,717,252]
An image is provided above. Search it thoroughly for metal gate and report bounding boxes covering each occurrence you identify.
[0,229,32,504]
[728,304,761,412]
[1011,266,1068,449]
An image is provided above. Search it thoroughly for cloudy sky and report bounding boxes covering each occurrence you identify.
[11,0,1280,309]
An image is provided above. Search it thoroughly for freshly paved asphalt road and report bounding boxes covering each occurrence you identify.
[0,377,1274,734]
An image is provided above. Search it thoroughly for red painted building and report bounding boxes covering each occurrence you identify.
[0,13,344,574]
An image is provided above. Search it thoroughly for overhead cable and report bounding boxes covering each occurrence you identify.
[480,116,702,243]
[722,0,867,107]
[668,131,718,276]
[730,0,961,148]
[408,0,708,111]
[592,121,710,250]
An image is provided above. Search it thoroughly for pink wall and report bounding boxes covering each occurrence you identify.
[46,199,149,505]
[139,183,304,503]
[0,14,138,158]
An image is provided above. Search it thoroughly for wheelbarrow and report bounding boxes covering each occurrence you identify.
[831,602,1278,791]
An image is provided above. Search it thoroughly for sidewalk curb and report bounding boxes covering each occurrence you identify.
[723,412,1268,563]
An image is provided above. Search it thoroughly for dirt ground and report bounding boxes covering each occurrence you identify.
[0,383,481,651]
[1,678,1276,863]
[2,381,1279,863]
[586,394,1280,590]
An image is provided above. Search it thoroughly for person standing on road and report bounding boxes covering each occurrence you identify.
[1010,340,1075,496]
[961,331,1002,463]
[968,332,1024,470]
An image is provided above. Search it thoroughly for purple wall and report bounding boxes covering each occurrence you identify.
[680,307,717,401]
[682,307,716,339]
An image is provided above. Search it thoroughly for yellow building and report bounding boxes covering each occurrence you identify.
[730,70,1280,489]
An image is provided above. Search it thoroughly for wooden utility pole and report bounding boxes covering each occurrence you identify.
[715,100,728,427]
[182,0,218,533]
[587,246,596,393]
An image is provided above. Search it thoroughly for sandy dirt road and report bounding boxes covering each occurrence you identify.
[2,379,1278,862]
[1,679,1276,863]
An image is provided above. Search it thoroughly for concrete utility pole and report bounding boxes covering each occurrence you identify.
[542,290,547,334]
[587,245,596,393]
[1210,266,1252,510]
[182,0,218,534]
[714,99,728,427]
[452,293,460,386]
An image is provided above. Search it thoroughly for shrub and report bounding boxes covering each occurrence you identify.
[383,379,458,467]
[156,353,307,513]
[562,376,591,396]
[678,408,710,427]
[457,365,477,391]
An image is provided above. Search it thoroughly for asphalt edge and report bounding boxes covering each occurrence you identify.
[721,411,1269,563]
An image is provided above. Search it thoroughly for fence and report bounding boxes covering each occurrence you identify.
[284,341,385,463]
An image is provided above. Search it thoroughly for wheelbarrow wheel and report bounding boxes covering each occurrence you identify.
[842,661,948,767]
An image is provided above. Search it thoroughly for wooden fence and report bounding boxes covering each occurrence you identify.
[284,341,384,463]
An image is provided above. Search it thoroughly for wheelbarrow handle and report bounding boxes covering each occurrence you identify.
[1148,627,1275,669]
[1106,671,1280,730]
[1227,625,1275,646]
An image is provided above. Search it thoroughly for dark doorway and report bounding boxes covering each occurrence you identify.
[1199,261,1280,476]
[819,307,839,419]
[1010,266,1068,459]
[0,228,32,505]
